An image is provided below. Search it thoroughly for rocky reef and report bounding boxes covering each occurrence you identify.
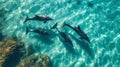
[0,38,26,67]
[16,54,52,67]
[0,37,52,67]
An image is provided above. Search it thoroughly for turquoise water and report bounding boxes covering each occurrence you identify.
[1,0,120,67]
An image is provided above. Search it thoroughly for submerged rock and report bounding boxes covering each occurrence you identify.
[0,38,52,67]
[39,54,52,67]
[0,38,26,67]
[17,54,52,67]
[26,45,35,56]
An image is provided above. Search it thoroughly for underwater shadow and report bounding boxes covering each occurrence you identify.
[32,33,54,45]
[0,8,7,17]
[35,35,53,45]
[0,31,4,41]
[45,29,58,38]
[58,36,77,55]
[28,29,57,45]
[69,34,94,58]
[87,1,94,8]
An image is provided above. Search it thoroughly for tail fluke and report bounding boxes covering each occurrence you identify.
[51,23,57,29]
[23,15,29,23]
[61,22,66,27]
[26,27,29,35]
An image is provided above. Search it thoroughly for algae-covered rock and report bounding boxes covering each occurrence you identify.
[0,38,26,67]
[0,39,17,66]
[17,54,52,67]
[26,45,35,56]
[0,38,52,67]
[16,55,38,67]
[39,54,52,67]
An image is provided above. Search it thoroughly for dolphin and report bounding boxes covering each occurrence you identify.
[26,27,50,35]
[51,23,73,47]
[62,22,90,43]
[24,15,53,23]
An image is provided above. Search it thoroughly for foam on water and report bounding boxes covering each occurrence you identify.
[1,0,120,66]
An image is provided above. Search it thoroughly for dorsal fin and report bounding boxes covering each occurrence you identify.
[77,25,82,31]
[34,15,40,18]
[51,23,57,29]
[35,15,39,17]
[61,22,66,27]
[26,27,29,35]
[23,15,29,23]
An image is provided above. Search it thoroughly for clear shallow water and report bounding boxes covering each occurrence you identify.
[1,0,120,67]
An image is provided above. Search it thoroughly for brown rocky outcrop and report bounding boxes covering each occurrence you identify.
[0,38,52,67]
[16,54,52,67]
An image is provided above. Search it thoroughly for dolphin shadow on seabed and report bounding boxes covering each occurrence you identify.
[62,22,90,43]
[69,34,94,58]
[59,36,77,55]
[51,23,77,55]
[30,34,54,45]
[26,28,57,45]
